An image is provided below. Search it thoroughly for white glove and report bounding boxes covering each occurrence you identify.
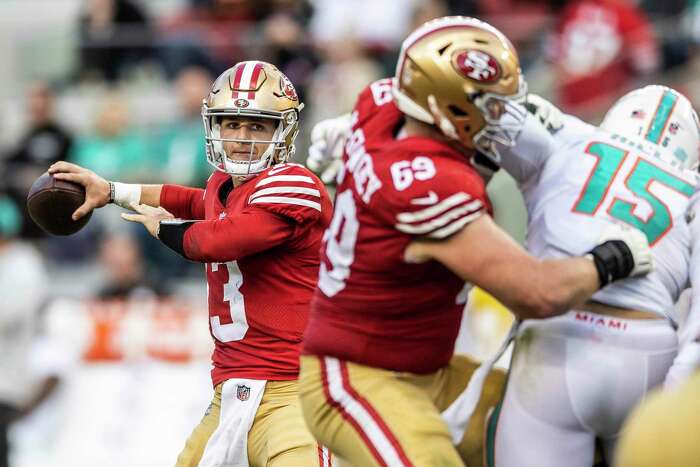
[307,114,352,184]
[596,222,653,278]
[524,94,564,133]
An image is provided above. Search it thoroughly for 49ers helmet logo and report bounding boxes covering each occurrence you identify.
[280,75,298,100]
[452,50,501,83]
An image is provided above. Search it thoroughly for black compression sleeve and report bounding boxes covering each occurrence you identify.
[158,220,196,258]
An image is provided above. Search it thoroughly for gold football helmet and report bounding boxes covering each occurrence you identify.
[202,61,304,176]
[393,16,527,164]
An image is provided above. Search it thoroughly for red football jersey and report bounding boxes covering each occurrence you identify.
[160,163,332,385]
[303,79,492,374]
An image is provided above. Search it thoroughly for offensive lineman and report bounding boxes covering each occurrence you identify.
[298,17,651,467]
[48,61,334,467]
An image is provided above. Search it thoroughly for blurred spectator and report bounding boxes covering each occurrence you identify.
[158,0,262,77]
[309,0,420,50]
[149,66,212,187]
[77,0,156,83]
[641,0,694,69]
[258,0,319,100]
[307,36,383,125]
[69,94,149,182]
[97,233,167,300]
[467,0,555,69]
[0,195,53,467]
[547,0,660,117]
[3,82,74,239]
[412,0,450,29]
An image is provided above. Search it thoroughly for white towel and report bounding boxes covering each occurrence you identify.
[198,378,267,467]
[441,321,519,444]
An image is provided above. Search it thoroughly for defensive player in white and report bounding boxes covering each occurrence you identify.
[307,84,700,466]
[485,85,700,467]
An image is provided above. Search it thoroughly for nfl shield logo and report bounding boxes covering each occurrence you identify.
[236,385,250,401]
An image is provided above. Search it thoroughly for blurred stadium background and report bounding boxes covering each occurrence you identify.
[0,0,698,465]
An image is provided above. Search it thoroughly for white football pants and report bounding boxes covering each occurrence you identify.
[489,310,677,467]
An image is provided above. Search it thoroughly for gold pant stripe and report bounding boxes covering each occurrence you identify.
[320,356,414,467]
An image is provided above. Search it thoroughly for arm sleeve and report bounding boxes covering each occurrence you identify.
[160,184,206,220]
[499,112,594,185]
[182,208,295,263]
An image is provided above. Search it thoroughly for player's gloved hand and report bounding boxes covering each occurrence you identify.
[307,114,352,184]
[587,223,653,287]
[524,94,564,133]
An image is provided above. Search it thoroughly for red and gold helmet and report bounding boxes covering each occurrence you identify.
[393,16,527,164]
[202,61,304,176]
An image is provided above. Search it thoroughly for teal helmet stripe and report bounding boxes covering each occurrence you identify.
[645,90,678,144]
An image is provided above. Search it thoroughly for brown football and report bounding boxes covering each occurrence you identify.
[26,172,92,236]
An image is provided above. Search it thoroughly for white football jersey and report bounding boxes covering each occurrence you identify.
[500,113,699,319]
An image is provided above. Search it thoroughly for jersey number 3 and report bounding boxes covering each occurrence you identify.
[572,142,694,245]
[210,261,249,342]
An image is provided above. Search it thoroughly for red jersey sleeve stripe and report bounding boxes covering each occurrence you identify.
[250,196,322,211]
[396,192,472,223]
[428,210,483,238]
[395,199,483,234]
[249,186,321,202]
[255,175,316,187]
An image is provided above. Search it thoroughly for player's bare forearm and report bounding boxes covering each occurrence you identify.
[139,184,163,207]
[406,215,600,319]
[530,256,600,316]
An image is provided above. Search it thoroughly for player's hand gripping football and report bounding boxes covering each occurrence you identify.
[48,161,110,221]
[121,204,175,238]
[307,113,352,184]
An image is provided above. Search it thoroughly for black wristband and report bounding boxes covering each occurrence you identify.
[587,240,635,287]
[158,220,196,258]
[108,181,115,204]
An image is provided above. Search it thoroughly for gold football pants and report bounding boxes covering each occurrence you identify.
[175,380,332,467]
[299,354,506,467]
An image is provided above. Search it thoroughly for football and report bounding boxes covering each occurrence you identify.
[26,172,92,236]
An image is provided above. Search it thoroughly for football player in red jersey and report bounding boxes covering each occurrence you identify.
[298,17,652,467]
[48,61,334,467]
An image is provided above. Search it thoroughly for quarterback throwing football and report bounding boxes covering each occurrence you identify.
[49,61,333,467]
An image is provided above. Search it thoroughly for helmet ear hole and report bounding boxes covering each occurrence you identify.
[437,43,451,55]
[463,125,471,133]
[449,105,468,117]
